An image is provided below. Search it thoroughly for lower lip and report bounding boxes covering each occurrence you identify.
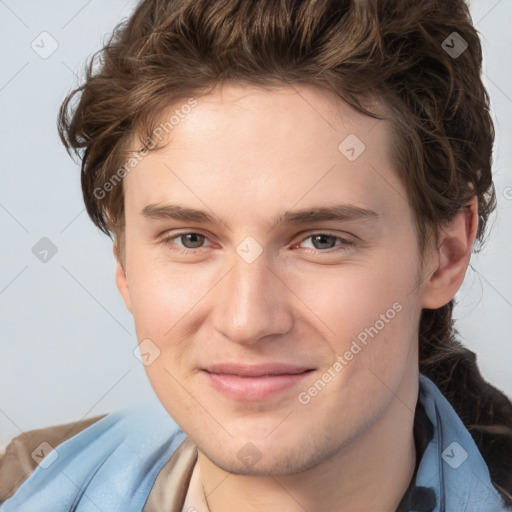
[202,370,314,401]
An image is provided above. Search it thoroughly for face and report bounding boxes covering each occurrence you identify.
[116,82,435,476]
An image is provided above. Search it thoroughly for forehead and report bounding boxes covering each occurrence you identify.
[139,82,392,150]
[130,81,394,158]
[123,82,406,226]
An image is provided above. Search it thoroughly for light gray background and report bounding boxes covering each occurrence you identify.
[0,0,511,450]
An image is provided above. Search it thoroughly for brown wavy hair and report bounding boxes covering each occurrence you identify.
[58,0,512,505]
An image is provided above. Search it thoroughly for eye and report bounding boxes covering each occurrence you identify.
[160,231,211,254]
[294,233,355,254]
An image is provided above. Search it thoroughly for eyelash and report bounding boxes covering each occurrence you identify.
[159,230,355,256]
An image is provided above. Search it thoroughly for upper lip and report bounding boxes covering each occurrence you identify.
[203,363,314,377]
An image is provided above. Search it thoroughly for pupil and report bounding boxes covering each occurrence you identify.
[183,233,203,248]
[313,234,334,249]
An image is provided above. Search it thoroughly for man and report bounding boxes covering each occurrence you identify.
[1,0,511,510]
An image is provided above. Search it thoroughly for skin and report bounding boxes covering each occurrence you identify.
[114,82,478,512]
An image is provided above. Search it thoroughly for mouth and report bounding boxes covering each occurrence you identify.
[201,363,315,401]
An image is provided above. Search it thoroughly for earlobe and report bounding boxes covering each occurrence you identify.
[420,196,479,310]
[113,245,132,313]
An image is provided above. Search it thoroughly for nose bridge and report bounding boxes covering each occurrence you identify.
[212,247,292,343]
[230,250,272,310]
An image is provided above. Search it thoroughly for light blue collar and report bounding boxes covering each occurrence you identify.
[412,374,507,511]
[0,397,185,512]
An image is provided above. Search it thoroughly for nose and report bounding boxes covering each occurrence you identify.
[210,250,294,345]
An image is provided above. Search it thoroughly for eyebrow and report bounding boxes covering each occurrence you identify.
[140,203,380,229]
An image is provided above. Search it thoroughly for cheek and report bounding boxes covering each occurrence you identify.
[291,252,421,391]
[128,253,202,327]
[126,254,219,376]
[293,252,418,335]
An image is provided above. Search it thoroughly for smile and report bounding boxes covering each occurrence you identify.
[201,368,315,401]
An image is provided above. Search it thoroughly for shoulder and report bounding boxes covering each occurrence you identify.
[421,353,512,509]
[0,402,187,512]
[0,414,106,502]
[418,374,512,511]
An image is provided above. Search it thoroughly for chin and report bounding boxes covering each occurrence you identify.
[197,432,335,477]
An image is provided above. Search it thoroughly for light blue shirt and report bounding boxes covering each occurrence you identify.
[1,374,509,511]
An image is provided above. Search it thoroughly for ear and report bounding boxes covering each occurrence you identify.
[113,244,132,313]
[420,196,479,309]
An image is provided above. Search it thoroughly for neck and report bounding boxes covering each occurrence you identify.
[198,375,418,512]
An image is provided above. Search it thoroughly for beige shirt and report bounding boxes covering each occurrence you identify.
[180,459,211,512]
